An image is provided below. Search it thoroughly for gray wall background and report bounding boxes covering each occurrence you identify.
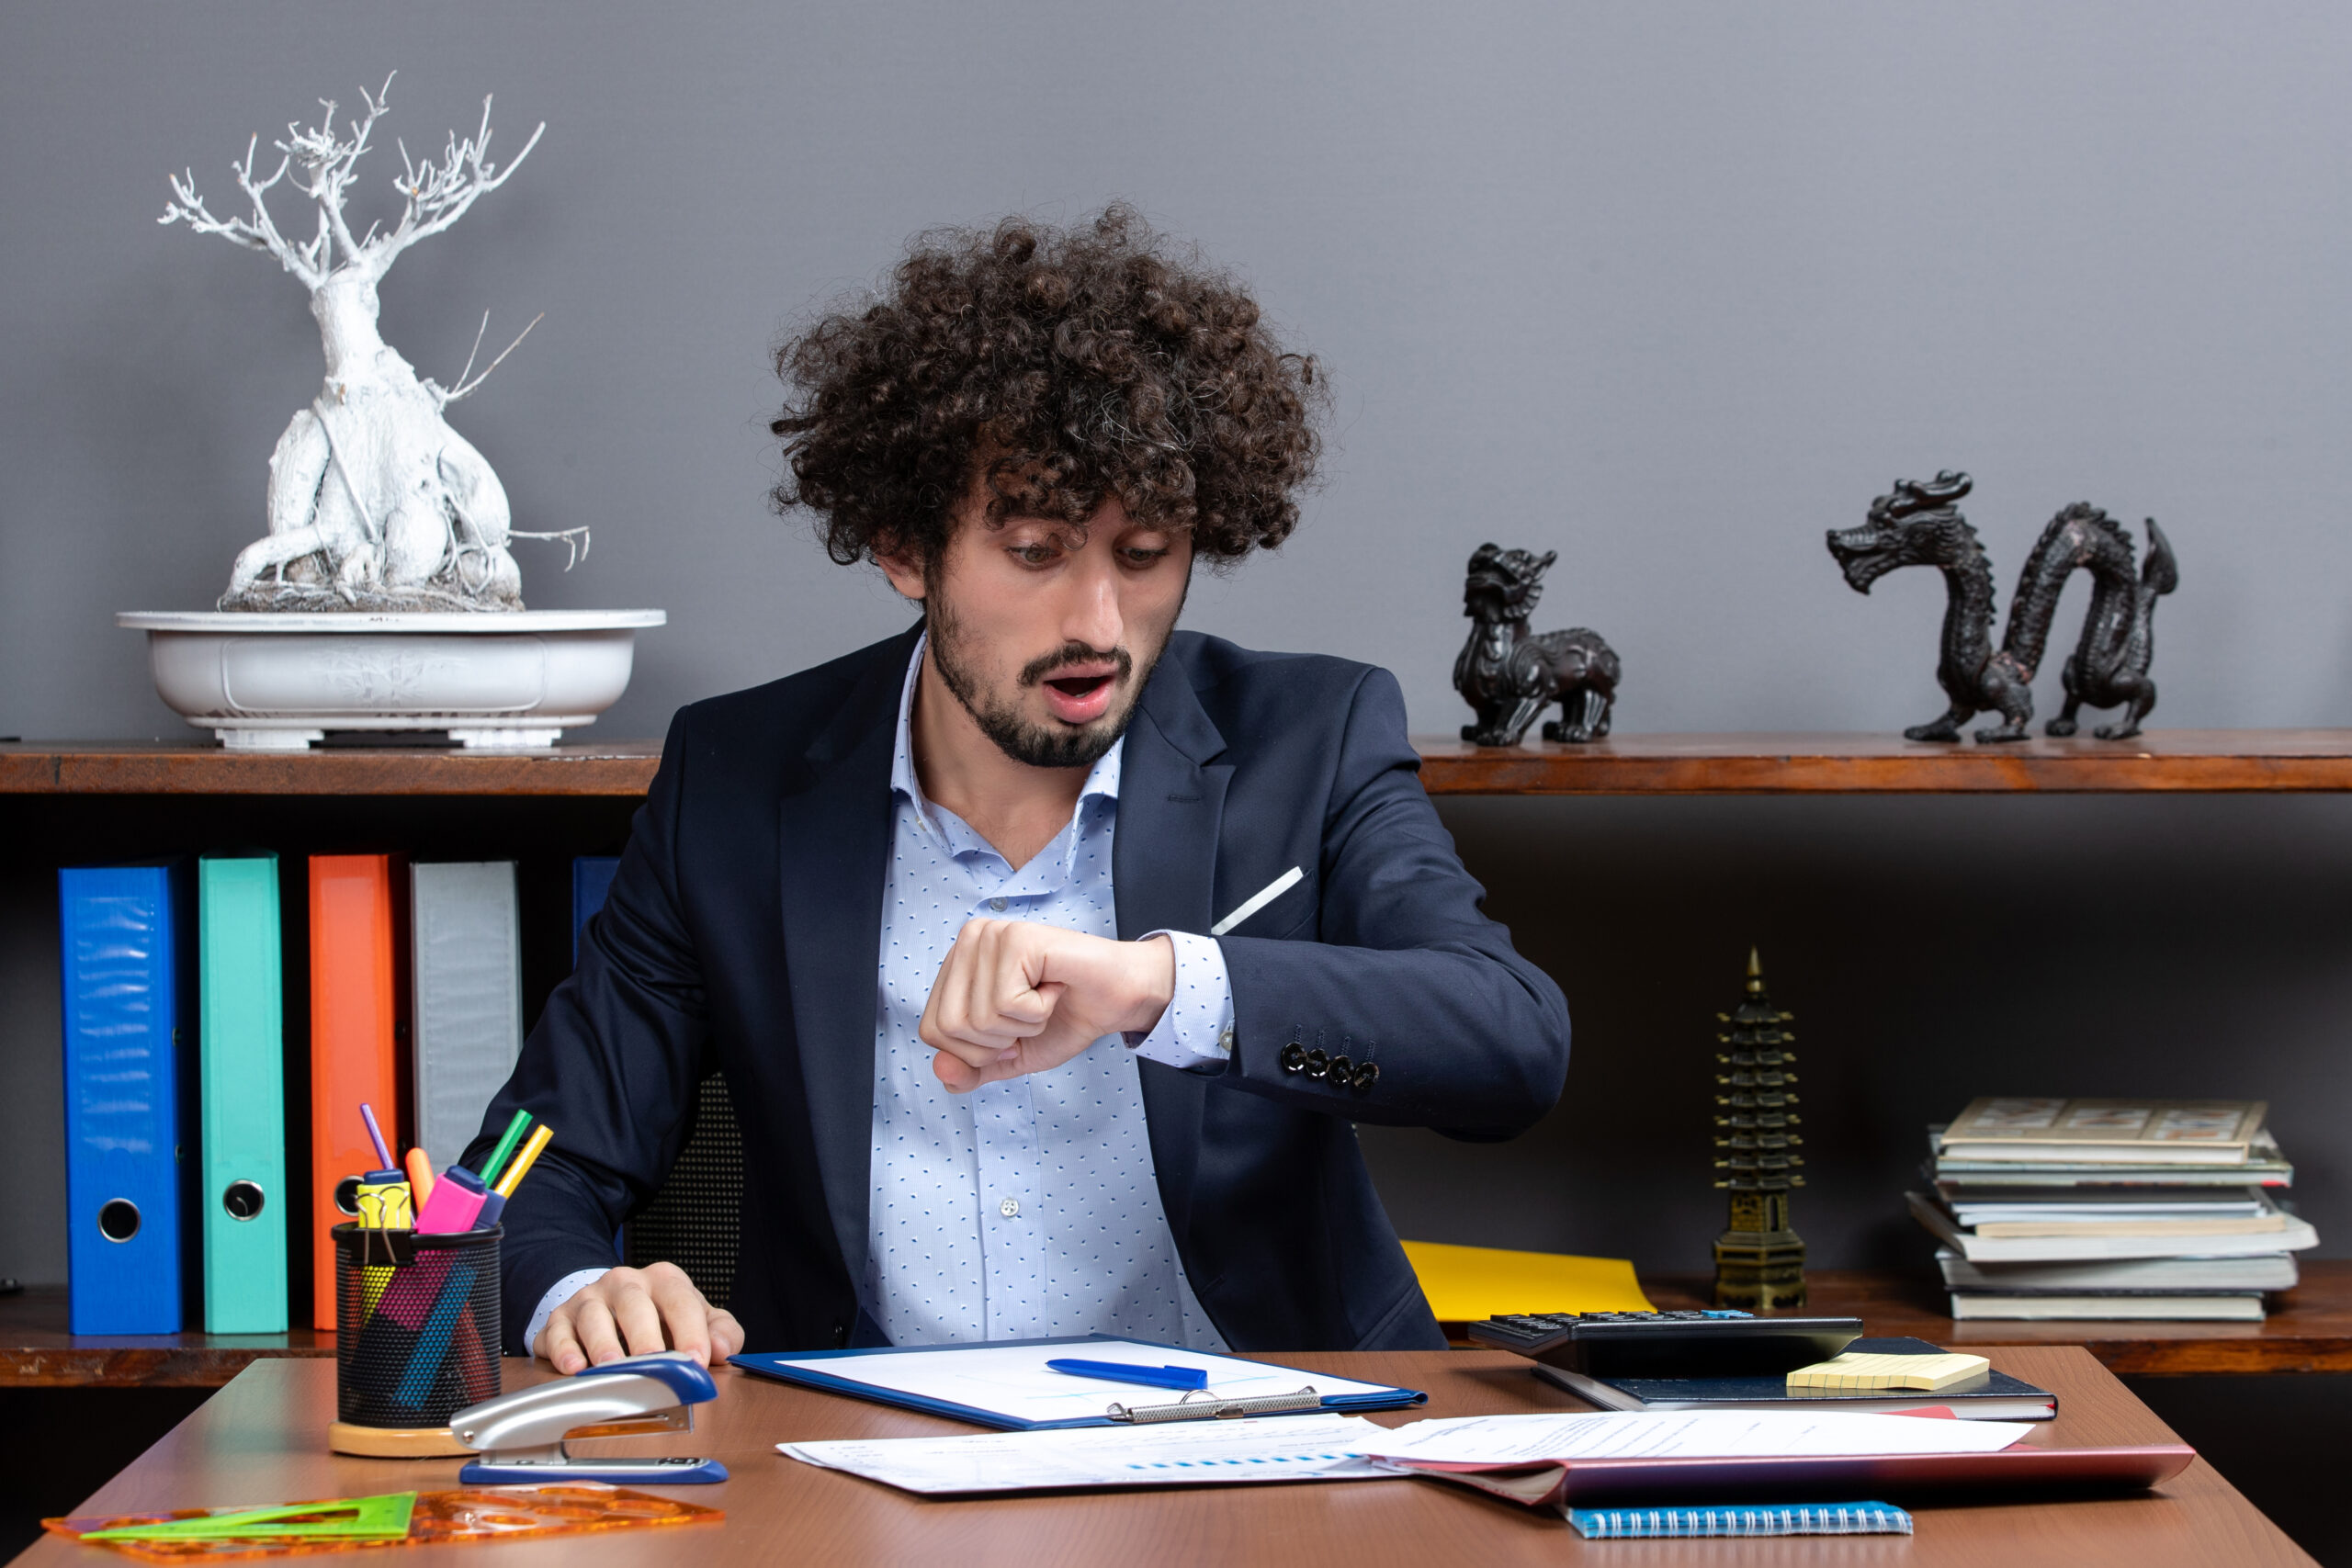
[2,4,2347,1288]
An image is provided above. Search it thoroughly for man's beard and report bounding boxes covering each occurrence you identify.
[926,603,1156,771]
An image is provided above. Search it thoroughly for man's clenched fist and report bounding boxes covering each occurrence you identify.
[920,921,1174,1091]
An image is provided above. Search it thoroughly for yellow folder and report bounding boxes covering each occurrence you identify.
[1401,1240,1656,1322]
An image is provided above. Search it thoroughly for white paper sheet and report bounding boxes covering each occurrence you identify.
[779,1414,1395,1495]
[1356,1410,2034,1466]
[762,1341,1402,1427]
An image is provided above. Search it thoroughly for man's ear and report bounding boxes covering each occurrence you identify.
[874,541,927,603]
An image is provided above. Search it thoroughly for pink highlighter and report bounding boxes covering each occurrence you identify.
[413,1164,489,1234]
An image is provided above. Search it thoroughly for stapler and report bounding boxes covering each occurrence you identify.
[451,1349,729,1484]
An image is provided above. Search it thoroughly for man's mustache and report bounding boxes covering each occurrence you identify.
[1020,642,1133,688]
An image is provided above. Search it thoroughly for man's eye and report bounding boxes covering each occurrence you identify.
[1010,545,1058,566]
[1121,547,1171,568]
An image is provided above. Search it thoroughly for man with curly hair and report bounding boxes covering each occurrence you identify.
[476,208,1570,1370]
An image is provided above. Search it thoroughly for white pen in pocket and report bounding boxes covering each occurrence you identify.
[1210,866,1305,937]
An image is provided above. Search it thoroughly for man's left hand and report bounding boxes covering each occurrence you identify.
[921,920,1174,1091]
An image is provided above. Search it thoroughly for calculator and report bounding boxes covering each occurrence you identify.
[1467,1309,1865,1379]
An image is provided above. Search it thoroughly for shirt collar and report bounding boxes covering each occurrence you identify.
[889,632,1125,835]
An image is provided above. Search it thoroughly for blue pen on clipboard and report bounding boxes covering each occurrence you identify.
[1046,1359,1210,1392]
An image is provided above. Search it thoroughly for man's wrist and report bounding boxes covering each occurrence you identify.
[1119,932,1177,1034]
[1126,930,1236,1071]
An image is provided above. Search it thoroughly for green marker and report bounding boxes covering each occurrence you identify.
[478,1109,535,1188]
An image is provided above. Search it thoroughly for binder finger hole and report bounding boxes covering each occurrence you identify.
[223,1180,266,1221]
[96,1199,141,1243]
[334,1176,364,1216]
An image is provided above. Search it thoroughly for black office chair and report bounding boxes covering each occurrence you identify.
[625,1073,743,1310]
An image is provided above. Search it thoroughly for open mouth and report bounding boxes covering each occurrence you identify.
[1037,665,1120,725]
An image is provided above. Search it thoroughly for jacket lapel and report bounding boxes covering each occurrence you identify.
[1115,651,1230,1242]
[777,626,918,1294]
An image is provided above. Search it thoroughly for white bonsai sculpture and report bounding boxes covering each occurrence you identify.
[163,75,583,611]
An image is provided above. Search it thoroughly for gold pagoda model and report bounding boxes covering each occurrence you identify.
[1712,948,1807,1309]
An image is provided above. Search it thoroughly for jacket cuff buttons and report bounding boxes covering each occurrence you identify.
[1280,1040,1378,1091]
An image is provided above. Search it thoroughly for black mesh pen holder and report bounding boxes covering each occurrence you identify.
[332,1223,503,1433]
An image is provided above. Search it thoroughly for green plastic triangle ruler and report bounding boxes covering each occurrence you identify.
[84,1491,417,1542]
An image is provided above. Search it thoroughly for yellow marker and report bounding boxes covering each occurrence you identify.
[493,1124,554,1198]
[1786,1351,1991,1393]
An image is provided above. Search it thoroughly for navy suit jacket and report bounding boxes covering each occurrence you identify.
[474,625,1571,1355]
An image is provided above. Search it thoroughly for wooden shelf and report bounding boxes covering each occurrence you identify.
[0,1287,330,1387]
[1631,1262,2352,1376]
[6,1263,2344,1386]
[1413,729,2352,795]
[13,730,2352,796]
[0,740,661,796]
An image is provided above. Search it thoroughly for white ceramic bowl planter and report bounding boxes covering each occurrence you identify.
[121,610,665,750]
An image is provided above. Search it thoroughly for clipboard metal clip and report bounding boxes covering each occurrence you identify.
[1105,1385,1323,1424]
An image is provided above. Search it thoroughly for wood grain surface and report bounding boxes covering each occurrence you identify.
[0,1287,330,1387]
[11,1348,2312,1567]
[1412,729,2352,794]
[16,730,2352,796]
[10,1265,2346,1387]
[1636,1265,2352,1376]
[0,741,662,796]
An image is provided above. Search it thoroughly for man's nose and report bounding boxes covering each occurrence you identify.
[1059,552,1124,651]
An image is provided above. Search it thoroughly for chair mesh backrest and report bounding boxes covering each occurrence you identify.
[626,1073,742,1309]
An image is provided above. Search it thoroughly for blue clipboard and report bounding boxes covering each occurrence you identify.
[729,1334,1428,1430]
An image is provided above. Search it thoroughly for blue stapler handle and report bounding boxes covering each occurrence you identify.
[579,1348,720,1404]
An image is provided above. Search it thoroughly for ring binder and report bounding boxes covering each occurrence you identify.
[1106,1386,1324,1424]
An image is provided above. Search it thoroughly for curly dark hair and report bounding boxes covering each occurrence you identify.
[771,204,1325,569]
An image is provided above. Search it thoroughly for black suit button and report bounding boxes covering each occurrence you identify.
[1326,1055,1352,1085]
[1280,1042,1306,1074]
[1304,1049,1329,1079]
[1351,1061,1381,1090]
[832,1322,848,1347]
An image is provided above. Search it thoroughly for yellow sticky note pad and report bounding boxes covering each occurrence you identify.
[1400,1240,1655,1322]
[1786,1351,1991,1393]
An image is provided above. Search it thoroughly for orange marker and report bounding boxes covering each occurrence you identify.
[404,1147,436,1208]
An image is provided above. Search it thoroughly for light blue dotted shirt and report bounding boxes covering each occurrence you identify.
[523,637,1237,1357]
[866,635,1233,1348]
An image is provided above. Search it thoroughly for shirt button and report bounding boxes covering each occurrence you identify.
[999,1198,1020,1218]
[989,897,1008,912]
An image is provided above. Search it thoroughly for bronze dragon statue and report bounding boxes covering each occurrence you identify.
[1826,471,2177,742]
[1454,542,1622,745]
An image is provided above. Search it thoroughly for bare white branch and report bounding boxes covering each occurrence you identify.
[509,525,592,570]
[160,132,325,287]
[374,94,545,268]
[270,75,395,272]
[436,311,543,404]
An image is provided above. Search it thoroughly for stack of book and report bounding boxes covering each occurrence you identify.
[1905,1098,2317,1322]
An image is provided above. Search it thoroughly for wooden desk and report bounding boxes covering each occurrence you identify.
[16,1348,2310,1566]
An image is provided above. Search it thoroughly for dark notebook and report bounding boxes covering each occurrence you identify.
[1536,1337,2056,1421]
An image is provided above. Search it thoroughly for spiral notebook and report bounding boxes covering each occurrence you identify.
[730,1336,1426,1430]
